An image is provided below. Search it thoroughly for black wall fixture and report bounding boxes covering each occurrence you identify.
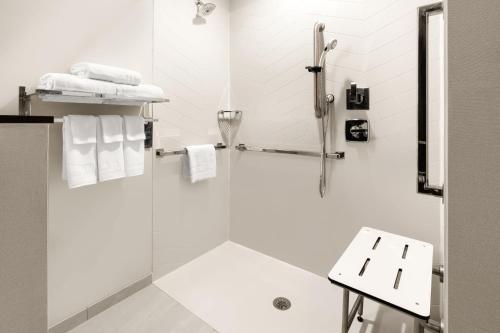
[345,119,369,142]
[346,82,369,110]
[144,122,153,149]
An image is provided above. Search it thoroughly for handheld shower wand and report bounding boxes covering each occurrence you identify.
[306,23,338,198]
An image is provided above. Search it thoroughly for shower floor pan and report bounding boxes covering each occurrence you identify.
[155,242,414,333]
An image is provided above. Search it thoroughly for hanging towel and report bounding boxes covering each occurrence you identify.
[117,84,166,100]
[185,144,216,183]
[62,116,98,189]
[122,116,146,177]
[70,62,142,86]
[97,116,126,182]
[38,73,119,95]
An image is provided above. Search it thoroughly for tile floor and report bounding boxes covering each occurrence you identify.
[69,285,216,333]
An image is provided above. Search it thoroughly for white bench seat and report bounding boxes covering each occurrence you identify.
[328,227,434,322]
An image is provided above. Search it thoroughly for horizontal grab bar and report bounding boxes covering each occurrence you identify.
[235,143,345,160]
[156,143,227,157]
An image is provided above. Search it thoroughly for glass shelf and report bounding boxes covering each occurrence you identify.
[18,86,169,116]
[35,89,169,106]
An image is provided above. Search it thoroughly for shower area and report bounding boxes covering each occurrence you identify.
[151,0,445,332]
[0,0,447,332]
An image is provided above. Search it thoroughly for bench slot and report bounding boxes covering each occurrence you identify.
[359,258,370,276]
[402,244,409,259]
[394,268,403,289]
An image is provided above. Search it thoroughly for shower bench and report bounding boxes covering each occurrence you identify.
[328,227,441,333]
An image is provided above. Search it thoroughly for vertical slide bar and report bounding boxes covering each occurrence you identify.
[417,3,444,197]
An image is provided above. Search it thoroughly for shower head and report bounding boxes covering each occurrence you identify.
[325,39,338,52]
[318,39,338,67]
[195,0,216,17]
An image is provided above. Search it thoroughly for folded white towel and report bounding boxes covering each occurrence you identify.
[117,84,165,100]
[185,144,216,183]
[70,62,142,86]
[122,116,146,177]
[97,116,126,182]
[62,116,98,189]
[123,116,147,141]
[99,115,124,144]
[39,73,118,95]
[69,115,98,145]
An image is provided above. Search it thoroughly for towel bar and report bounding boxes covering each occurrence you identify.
[52,117,157,124]
[156,143,227,158]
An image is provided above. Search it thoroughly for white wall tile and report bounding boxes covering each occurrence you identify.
[229,2,444,314]
[153,0,231,278]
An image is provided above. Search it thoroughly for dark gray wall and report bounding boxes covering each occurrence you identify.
[447,1,500,332]
[0,125,48,332]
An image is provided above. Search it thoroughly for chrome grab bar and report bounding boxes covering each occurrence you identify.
[235,144,345,160]
[417,2,444,198]
[156,143,226,157]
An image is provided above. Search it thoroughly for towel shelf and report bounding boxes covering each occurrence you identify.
[156,143,227,158]
[19,86,169,116]
[235,143,345,160]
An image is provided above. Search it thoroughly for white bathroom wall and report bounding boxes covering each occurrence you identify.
[0,0,155,328]
[230,0,442,288]
[152,0,231,278]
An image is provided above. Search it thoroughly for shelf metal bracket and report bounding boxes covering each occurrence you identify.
[19,86,33,116]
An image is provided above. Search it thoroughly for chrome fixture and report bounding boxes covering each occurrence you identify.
[235,144,345,160]
[346,82,370,110]
[433,264,444,283]
[417,3,444,198]
[217,110,242,146]
[305,23,338,198]
[345,120,369,142]
[195,0,216,17]
[156,143,226,158]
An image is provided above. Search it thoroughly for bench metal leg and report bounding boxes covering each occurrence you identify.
[357,296,364,322]
[414,319,425,333]
[341,289,364,333]
[342,289,349,333]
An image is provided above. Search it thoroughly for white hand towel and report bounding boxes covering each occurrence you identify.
[185,144,216,183]
[38,73,118,95]
[117,84,165,100]
[62,116,98,189]
[70,62,142,86]
[69,115,99,144]
[97,116,126,182]
[122,116,146,177]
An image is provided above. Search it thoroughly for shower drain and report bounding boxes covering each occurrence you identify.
[273,297,291,311]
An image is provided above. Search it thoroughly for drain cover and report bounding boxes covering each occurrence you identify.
[273,297,291,311]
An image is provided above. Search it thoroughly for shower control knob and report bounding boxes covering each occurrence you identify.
[345,119,369,142]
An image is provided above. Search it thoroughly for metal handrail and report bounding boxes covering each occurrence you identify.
[235,143,344,160]
[156,143,226,157]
